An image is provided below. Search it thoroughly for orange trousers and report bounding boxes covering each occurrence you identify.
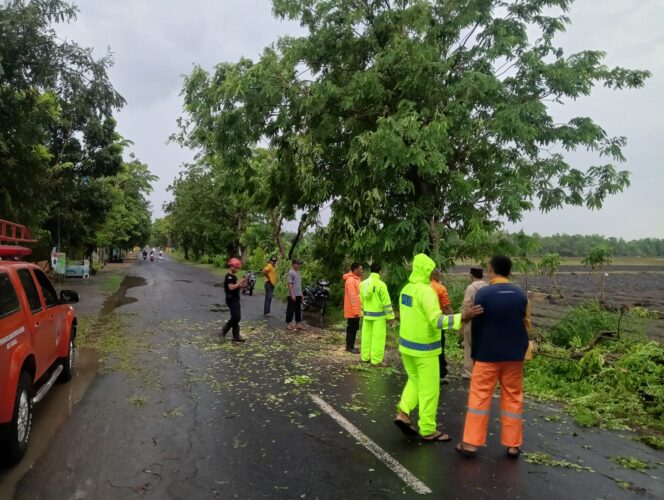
[462,361,524,448]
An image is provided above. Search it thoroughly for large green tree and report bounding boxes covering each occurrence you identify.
[1,0,126,256]
[177,0,648,269]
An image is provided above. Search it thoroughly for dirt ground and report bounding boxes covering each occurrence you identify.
[451,264,664,342]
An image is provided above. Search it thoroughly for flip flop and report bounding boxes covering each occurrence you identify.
[455,442,477,456]
[421,432,451,443]
[506,447,521,459]
[394,418,418,437]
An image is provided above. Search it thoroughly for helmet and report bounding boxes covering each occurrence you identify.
[228,258,242,269]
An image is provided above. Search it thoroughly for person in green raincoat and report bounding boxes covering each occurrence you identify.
[393,254,483,442]
[360,262,394,366]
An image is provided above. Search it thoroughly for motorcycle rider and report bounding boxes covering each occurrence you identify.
[221,258,247,342]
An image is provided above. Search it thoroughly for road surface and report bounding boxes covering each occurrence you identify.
[1,256,662,499]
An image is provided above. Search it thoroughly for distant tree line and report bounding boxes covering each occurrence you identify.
[533,234,664,258]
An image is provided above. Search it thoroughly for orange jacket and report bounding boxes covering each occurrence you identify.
[430,280,452,311]
[343,272,362,318]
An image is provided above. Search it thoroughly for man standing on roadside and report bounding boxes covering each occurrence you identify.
[263,256,278,317]
[360,263,394,366]
[456,256,531,459]
[343,262,363,354]
[286,259,304,330]
[394,254,483,442]
[430,268,453,381]
[460,266,487,379]
[221,258,247,342]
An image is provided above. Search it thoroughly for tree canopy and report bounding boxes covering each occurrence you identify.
[0,0,155,257]
[172,0,649,271]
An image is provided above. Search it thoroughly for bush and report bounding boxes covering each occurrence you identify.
[213,255,225,268]
[246,247,267,273]
[548,300,616,347]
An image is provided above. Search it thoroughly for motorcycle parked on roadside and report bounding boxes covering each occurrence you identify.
[302,280,330,315]
[241,271,257,295]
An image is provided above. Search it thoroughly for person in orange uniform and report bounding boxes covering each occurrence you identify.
[343,262,363,354]
[430,268,453,381]
[456,256,531,459]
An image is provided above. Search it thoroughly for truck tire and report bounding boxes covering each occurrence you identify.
[58,332,75,383]
[2,371,33,465]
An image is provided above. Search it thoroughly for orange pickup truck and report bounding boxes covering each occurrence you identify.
[0,220,79,465]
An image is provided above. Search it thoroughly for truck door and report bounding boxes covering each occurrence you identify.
[15,268,53,380]
[32,269,62,375]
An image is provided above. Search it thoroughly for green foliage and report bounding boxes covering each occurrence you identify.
[174,0,648,272]
[548,300,616,347]
[582,244,613,300]
[525,306,664,434]
[150,217,173,248]
[524,452,594,472]
[608,456,651,472]
[582,245,613,270]
[537,234,664,257]
[0,0,153,258]
[539,252,563,297]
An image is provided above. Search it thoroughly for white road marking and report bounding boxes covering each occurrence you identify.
[310,393,433,495]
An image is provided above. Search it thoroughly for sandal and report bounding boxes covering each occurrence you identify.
[421,432,451,443]
[394,415,418,437]
[455,442,477,457]
[506,447,521,459]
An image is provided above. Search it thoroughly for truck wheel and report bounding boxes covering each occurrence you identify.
[2,371,33,465]
[58,333,75,383]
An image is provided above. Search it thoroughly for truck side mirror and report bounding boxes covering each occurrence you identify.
[59,290,79,304]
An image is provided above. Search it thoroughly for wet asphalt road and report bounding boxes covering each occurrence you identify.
[3,257,663,499]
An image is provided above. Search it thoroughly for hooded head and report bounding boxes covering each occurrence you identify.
[409,254,436,285]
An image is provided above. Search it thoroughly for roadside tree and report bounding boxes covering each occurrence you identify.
[175,0,648,271]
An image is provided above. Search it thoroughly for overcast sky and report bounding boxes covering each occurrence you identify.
[57,0,663,240]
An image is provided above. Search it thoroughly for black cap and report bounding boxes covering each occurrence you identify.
[292,259,302,265]
[470,266,483,279]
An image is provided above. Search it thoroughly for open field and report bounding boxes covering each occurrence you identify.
[450,263,664,342]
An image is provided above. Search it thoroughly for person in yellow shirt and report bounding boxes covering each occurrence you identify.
[263,256,278,316]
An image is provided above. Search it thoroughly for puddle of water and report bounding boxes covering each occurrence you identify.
[0,348,99,499]
[0,274,147,497]
[99,275,146,317]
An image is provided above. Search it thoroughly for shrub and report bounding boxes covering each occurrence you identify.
[548,300,616,347]
[213,255,225,268]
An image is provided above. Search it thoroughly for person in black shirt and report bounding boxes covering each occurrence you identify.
[221,258,247,342]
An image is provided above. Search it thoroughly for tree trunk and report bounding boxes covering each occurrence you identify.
[288,210,317,260]
[271,208,286,258]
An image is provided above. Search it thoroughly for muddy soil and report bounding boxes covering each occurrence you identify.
[451,265,664,341]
